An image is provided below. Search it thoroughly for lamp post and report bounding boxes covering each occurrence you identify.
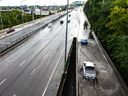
[33,1,39,21]
[0,0,3,29]
[21,9,23,23]
[20,1,24,23]
[32,6,35,21]
[64,0,69,63]
[20,0,27,23]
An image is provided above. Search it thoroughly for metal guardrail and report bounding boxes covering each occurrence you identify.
[0,12,67,54]
[92,31,128,96]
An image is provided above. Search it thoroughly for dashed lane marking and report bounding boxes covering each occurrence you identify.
[30,68,36,75]
[19,60,26,66]
[42,49,64,96]
[0,78,6,86]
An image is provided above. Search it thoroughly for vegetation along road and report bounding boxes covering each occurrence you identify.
[84,0,128,86]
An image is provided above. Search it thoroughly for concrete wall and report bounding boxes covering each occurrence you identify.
[57,38,77,96]
[92,31,128,96]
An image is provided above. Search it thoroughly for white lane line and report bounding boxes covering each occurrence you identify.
[13,94,16,96]
[8,54,15,59]
[6,56,13,61]
[1,54,15,65]
[19,60,26,66]
[0,78,6,86]
[5,59,12,65]
[42,49,64,96]
[30,68,36,75]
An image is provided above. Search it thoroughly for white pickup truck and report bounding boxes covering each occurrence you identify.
[82,61,96,80]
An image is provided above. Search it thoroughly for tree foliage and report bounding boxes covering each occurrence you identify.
[0,10,44,30]
[84,0,128,85]
[107,1,128,35]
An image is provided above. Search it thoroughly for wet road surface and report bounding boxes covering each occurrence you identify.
[0,10,80,96]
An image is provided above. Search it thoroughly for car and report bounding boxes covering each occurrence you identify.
[60,20,64,24]
[81,61,96,80]
[7,28,15,34]
[68,20,70,23]
[48,23,53,28]
[80,39,88,45]
[69,14,71,17]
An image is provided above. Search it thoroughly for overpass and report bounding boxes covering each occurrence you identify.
[0,8,127,96]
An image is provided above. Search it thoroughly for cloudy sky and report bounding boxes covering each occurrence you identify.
[0,0,85,6]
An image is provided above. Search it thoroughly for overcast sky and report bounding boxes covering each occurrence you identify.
[0,0,85,6]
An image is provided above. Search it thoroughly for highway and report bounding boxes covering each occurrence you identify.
[0,12,66,53]
[0,12,66,39]
[0,10,80,96]
[0,7,126,96]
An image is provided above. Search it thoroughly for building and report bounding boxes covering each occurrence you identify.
[71,1,85,7]
[50,9,58,14]
[35,8,49,16]
[35,8,41,15]
[41,9,49,16]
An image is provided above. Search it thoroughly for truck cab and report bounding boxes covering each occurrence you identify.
[82,61,96,80]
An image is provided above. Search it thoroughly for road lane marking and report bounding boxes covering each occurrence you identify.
[42,49,64,96]
[0,78,6,86]
[5,59,12,65]
[6,55,14,61]
[13,94,16,96]
[1,55,14,65]
[19,60,26,66]
[1,54,16,65]
[30,68,36,75]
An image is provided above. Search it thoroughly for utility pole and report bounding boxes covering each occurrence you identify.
[20,0,27,23]
[64,0,69,63]
[0,0,3,29]
[20,5,24,23]
[21,9,24,23]
[32,6,35,20]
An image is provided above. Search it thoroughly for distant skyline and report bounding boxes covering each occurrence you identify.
[0,0,86,6]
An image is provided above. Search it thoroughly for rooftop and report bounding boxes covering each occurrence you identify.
[83,61,94,67]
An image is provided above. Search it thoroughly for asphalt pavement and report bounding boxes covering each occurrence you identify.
[0,9,80,96]
[0,12,66,53]
[0,7,126,96]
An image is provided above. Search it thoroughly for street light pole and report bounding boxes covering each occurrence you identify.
[32,6,35,21]
[0,0,3,29]
[20,3,24,23]
[0,9,3,30]
[20,0,27,23]
[21,9,24,23]
[64,0,69,63]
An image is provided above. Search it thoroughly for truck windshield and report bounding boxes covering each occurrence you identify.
[85,67,94,70]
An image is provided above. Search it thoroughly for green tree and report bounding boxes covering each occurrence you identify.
[0,9,44,30]
[107,1,128,35]
[84,0,128,85]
